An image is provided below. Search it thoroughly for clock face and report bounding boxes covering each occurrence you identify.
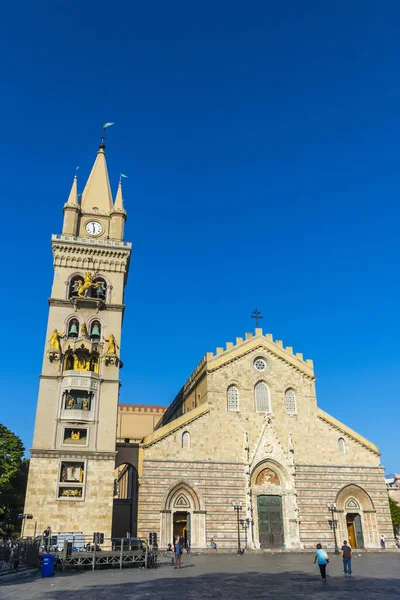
[85,221,103,236]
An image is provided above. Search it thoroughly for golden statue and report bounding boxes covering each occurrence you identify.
[77,272,99,298]
[79,465,84,483]
[49,329,64,351]
[104,333,119,354]
[66,395,74,409]
[82,397,89,411]
[81,322,88,337]
[71,431,81,441]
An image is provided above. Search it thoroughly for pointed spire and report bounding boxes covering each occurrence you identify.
[114,181,125,211]
[66,175,78,206]
[81,144,113,213]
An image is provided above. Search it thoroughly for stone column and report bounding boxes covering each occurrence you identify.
[160,510,172,547]
[193,510,207,548]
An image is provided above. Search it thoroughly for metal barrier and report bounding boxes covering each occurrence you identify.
[0,540,40,576]
[53,536,148,571]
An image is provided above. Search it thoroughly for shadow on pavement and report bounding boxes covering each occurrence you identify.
[2,570,400,599]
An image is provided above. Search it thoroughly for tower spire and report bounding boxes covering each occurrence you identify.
[80,143,113,213]
[66,174,78,206]
[114,180,124,211]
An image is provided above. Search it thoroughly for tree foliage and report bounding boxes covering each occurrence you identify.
[0,424,25,493]
[0,424,26,534]
[388,496,400,535]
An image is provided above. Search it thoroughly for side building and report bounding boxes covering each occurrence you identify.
[137,330,394,550]
[23,140,131,538]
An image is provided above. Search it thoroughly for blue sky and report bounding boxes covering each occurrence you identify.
[1,1,399,473]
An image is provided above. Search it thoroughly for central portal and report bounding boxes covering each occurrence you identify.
[173,511,190,545]
[257,495,284,548]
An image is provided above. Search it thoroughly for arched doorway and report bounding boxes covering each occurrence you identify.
[112,463,138,538]
[336,484,378,548]
[160,480,206,548]
[251,460,301,549]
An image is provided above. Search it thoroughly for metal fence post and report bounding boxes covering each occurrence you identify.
[120,538,124,569]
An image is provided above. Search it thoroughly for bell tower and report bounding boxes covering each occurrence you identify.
[23,140,131,538]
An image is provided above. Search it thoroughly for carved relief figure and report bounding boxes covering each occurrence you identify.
[49,329,64,351]
[255,468,280,486]
[77,272,99,298]
[104,333,119,354]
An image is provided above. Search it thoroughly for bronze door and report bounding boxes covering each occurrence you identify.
[257,495,284,548]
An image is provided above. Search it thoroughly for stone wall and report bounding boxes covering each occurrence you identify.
[24,453,115,539]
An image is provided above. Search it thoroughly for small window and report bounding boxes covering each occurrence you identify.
[253,357,266,371]
[64,390,91,411]
[67,318,79,339]
[227,385,239,411]
[338,438,346,454]
[255,381,271,413]
[58,460,85,500]
[285,389,296,414]
[182,431,190,448]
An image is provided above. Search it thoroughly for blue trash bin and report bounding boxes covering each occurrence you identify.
[41,553,55,577]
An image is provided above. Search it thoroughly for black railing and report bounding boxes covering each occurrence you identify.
[0,540,40,576]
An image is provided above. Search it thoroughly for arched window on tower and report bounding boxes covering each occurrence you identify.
[338,438,346,454]
[285,389,296,414]
[93,278,107,301]
[254,381,271,413]
[227,385,239,411]
[67,318,79,339]
[69,275,83,299]
[90,321,101,342]
[182,431,190,449]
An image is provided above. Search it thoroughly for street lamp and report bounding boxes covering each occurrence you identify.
[240,518,250,549]
[18,514,33,538]
[327,503,339,554]
[232,501,243,555]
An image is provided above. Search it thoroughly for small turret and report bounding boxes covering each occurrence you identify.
[62,175,80,235]
[110,180,127,241]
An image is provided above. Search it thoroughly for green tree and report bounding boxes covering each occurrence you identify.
[0,424,25,528]
[388,496,400,535]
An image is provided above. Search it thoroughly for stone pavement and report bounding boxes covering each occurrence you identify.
[1,552,400,600]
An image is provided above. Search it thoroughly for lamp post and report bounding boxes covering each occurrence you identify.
[327,503,339,554]
[240,518,250,549]
[232,501,243,555]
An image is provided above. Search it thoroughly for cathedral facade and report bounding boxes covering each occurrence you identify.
[24,142,394,550]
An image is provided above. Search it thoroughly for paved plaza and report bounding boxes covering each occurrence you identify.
[1,552,400,600]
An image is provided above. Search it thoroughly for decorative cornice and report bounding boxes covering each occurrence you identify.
[30,449,116,460]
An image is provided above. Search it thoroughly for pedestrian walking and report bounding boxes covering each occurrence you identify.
[174,536,182,569]
[314,543,329,581]
[380,535,386,549]
[341,540,352,575]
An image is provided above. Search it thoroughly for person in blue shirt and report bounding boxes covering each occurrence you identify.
[314,543,329,580]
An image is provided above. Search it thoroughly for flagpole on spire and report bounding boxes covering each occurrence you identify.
[119,173,128,185]
[101,122,115,148]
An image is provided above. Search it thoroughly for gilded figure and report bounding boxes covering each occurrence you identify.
[77,272,99,298]
[82,397,89,411]
[49,329,64,351]
[81,322,88,337]
[104,333,119,354]
[71,431,81,440]
[66,395,74,409]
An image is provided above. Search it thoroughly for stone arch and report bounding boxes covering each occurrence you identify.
[336,484,375,511]
[162,479,204,511]
[160,479,206,548]
[335,484,378,548]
